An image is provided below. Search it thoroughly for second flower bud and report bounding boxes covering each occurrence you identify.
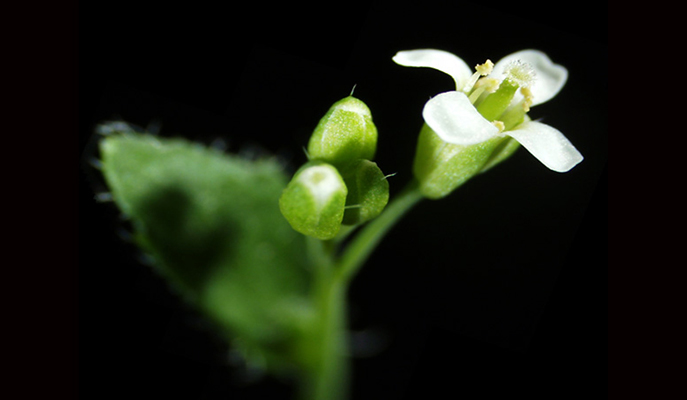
[307,96,378,169]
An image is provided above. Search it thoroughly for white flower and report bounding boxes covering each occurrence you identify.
[393,49,583,173]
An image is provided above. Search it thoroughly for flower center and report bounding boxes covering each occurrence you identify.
[464,59,536,131]
[503,60,535,88]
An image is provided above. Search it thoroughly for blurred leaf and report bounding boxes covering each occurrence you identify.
[98,125,315,374]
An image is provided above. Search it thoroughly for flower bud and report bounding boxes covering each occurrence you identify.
[307,96,378,168]
[279,161,347,240]
[340,160,390,225]
[413,124,516,199]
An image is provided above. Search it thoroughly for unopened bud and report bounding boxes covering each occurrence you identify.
[307,96,378,168]
[279,162,347,240]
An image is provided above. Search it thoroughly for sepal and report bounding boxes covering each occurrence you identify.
[413,124,513,199]
[340,159,390,225]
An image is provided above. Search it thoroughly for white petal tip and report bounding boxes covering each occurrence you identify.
[550,153,584,173]
[506,121,583,173]
[392,49,472,90]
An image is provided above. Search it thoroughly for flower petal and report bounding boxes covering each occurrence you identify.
[423,91,500,145]
[491,50,568,106]
[505,120,583,172]
[393,49,473,90]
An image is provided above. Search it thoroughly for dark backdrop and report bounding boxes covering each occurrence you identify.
[80,1,607,398]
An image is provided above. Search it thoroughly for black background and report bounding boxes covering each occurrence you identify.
[80,1,606,398]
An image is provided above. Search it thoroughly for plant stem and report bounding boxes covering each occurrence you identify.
[301,237,349,400]
[300,181,423,400]
[335,179,423,284]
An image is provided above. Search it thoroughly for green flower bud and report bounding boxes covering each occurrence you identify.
[413,124,516,199]
[340,159,390,225]
[279,161,347,240]
[307,96,378,168]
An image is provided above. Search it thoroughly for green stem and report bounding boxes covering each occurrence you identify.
[335,179,423,283]
[300,181,423,400]
[301,238,349,400]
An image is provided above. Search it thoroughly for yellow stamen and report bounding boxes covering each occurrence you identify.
[491,120,505,133]
[520,87,534,112]
[462,59,494,94]
[475,59,494,76]
[474,77,500,93]
[468,78,500,104]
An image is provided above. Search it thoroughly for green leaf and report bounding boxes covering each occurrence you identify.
[98,126,315,374]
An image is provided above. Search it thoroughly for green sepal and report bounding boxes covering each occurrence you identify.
[279,161,348,240]
[479,136,521,173]
[413,123,509,199]
[340,159,390,225]
[306,96,378,169]
[98,125,316,375]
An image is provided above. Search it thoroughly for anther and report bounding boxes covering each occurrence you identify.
[491,120,505,133]
[520,87,534,112]
[468,77,500,104]
[462,59,494,94]
[475,59,494,76]
[475,77,500,92]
